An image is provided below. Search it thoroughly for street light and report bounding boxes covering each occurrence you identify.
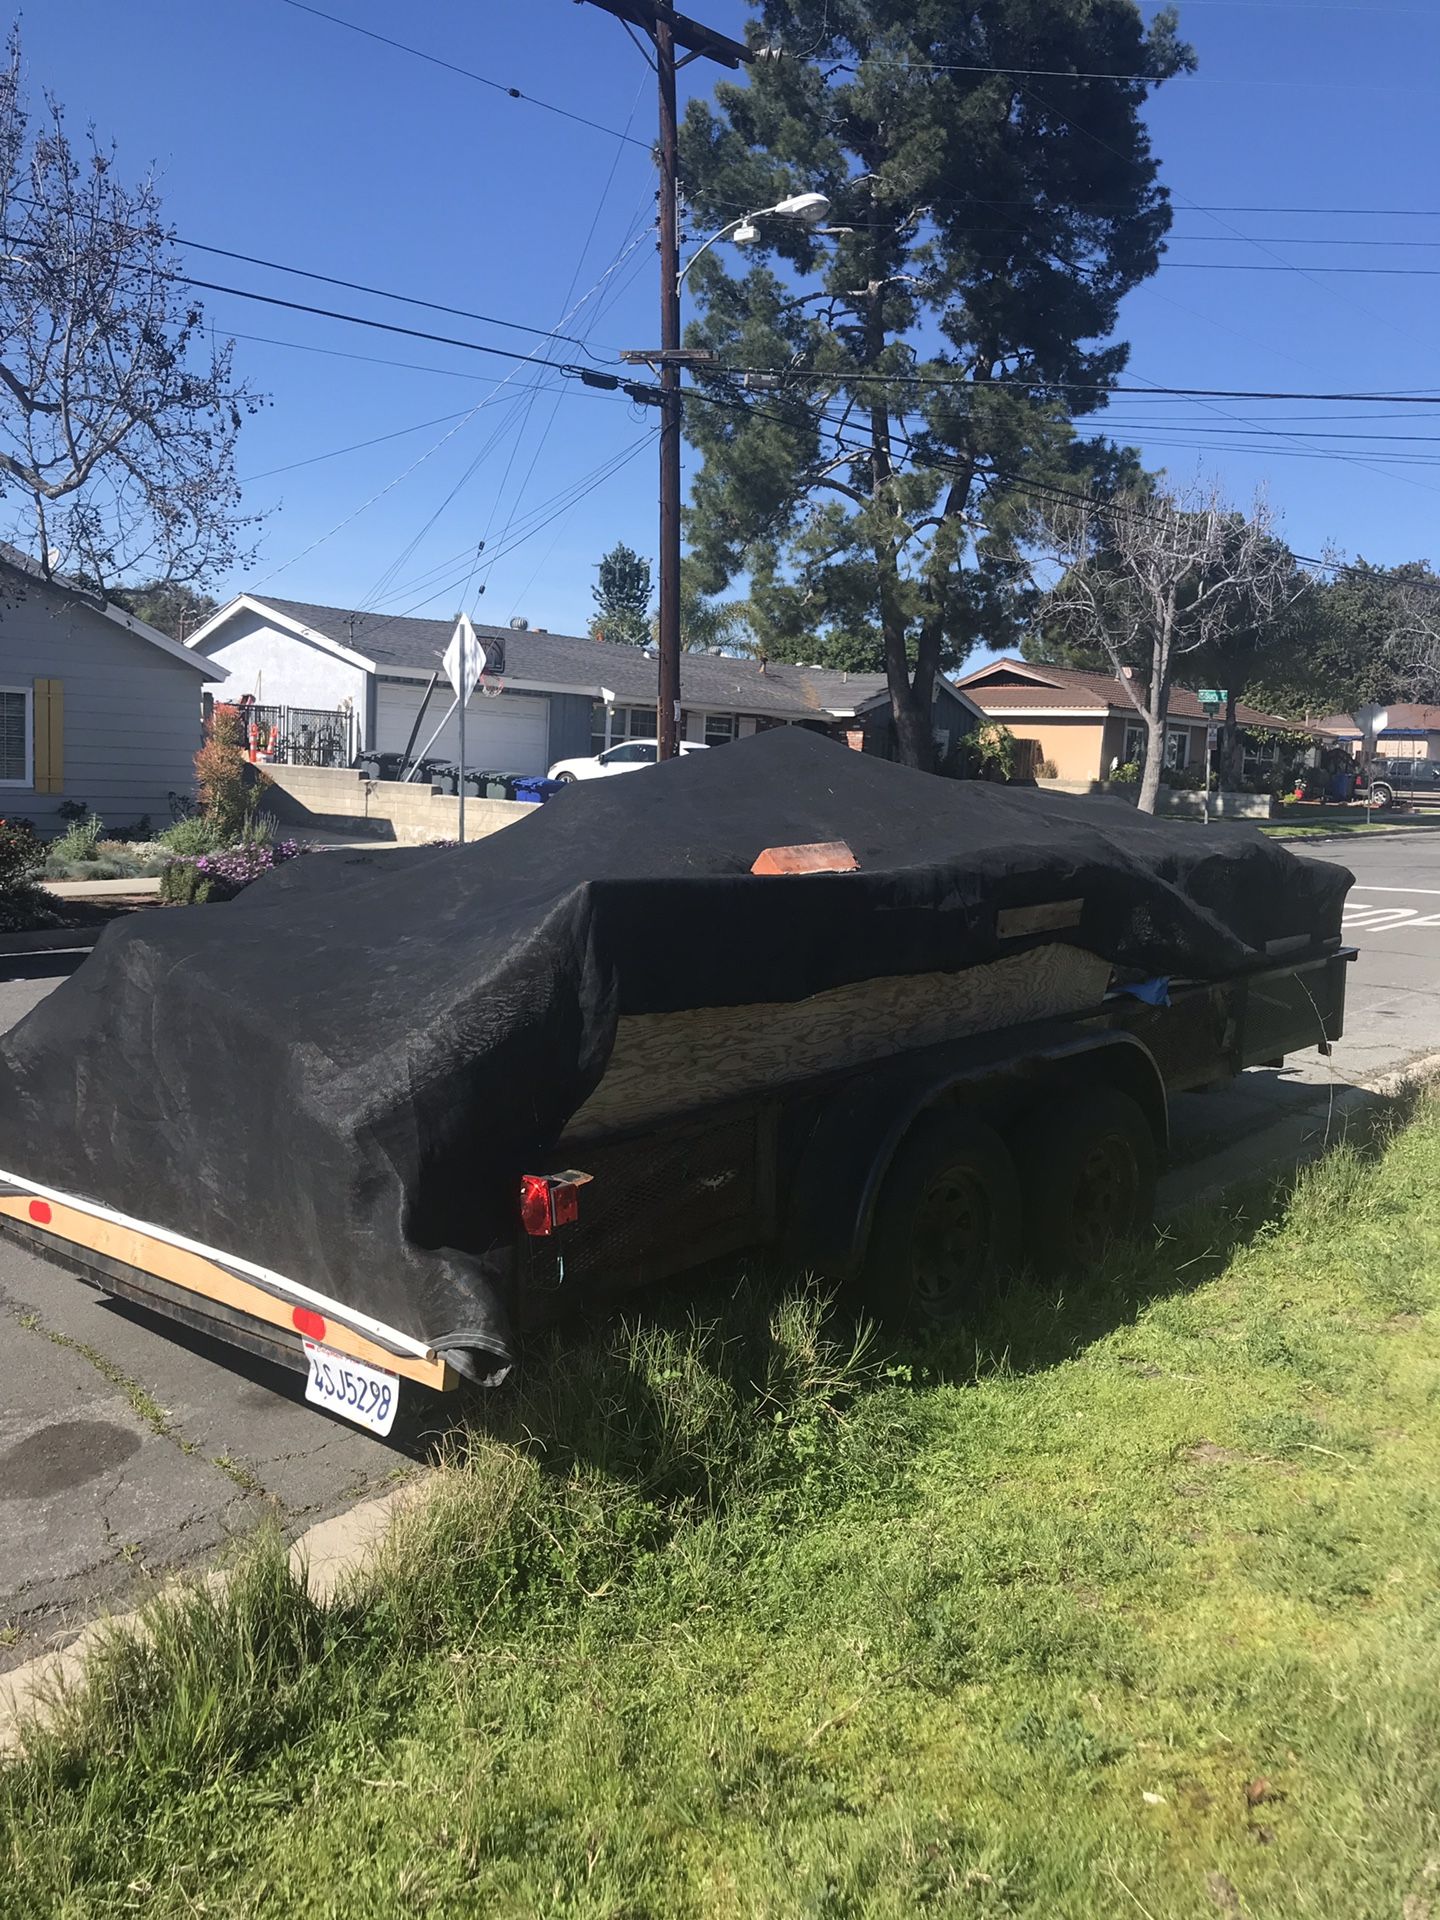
[633,189,832,764]
[678,192,832,287]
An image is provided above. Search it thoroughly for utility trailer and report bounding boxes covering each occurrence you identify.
[0,938,1350,1435]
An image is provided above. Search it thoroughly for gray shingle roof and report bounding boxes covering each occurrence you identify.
[249,596,915,722]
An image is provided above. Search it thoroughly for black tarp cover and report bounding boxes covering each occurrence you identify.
[0,729,1350,1373]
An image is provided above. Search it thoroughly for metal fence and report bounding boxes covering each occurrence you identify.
[251,704,354,769]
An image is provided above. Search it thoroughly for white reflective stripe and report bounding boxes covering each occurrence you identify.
[0,1164,434,1361]
[1342,908,1421,931]
[1341,886,1440,898]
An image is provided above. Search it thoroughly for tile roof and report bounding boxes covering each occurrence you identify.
[219,595,975,723]
[958,657,1317,733]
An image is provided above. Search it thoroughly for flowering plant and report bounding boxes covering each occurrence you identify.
[160,838,305,906]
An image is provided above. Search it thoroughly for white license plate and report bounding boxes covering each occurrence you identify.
[302,1339,400,1435]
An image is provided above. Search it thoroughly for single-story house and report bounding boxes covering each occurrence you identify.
[956,658,1312,781]
[184,594,985,773]
[1318,707,1440,761]
[0,544,214,833]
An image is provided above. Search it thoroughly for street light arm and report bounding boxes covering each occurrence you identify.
[678,194,831,288]
[677,214,752,288]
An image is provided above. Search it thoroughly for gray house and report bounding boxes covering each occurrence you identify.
[185,593,984,772]
[0,547,214,834]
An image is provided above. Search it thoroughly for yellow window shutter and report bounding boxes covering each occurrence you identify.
[33,679,63,793]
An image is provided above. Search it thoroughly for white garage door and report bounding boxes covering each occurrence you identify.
[374,683,551,774]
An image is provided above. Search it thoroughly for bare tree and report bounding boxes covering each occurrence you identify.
[1385,578,1440,704]
[0,32,260,591]
[1040,481,1298,814]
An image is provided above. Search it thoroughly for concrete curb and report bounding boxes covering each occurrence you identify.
[0,1476,430,1758]
[1159,1049,1440,1218]
[0,926,103,958]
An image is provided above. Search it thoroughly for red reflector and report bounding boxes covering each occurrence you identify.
[519,1174,554,1237]
[292,1306,327,1341]
[28,1200,51,1225]
[551,1181,580,1229]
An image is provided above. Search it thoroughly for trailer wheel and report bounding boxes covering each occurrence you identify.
[862,1113,1020,1325]
[1019,1088,1157,1277]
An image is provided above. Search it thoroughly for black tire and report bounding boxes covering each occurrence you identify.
[554,770,578,785]
[1368,780,1395,812]
[861,1112,1021,1326]
[1017,1087,1157,1277]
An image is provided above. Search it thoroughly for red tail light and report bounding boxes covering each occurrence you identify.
[520,1173,583,1237]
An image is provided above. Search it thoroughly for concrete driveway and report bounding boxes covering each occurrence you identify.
[1,826,1436,1670]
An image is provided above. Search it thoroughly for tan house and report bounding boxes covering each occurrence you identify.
[956,658,1308,782]
[1317,707,1440,763]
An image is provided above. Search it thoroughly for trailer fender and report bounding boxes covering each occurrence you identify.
[781,1024,1168,1282]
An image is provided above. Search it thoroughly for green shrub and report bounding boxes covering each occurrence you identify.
[159,814,226,856]
[0,816,43,889]
[0,879,62,931]
[159,860,214,906]
[49,811,106,863]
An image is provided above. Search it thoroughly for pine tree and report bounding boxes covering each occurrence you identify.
[590,542,653,648]
[679,0,1189,768]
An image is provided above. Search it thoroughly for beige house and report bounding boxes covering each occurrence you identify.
[956,659,1306,781]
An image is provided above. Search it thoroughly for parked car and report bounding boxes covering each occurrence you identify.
[548,740,709,783]
[1367,757,1440,809]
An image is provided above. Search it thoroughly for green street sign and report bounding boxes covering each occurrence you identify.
[1198,688,1226,710]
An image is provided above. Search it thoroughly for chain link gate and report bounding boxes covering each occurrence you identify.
[251,704,354,768]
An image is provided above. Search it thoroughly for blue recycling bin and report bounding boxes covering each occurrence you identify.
[512,776,564,806]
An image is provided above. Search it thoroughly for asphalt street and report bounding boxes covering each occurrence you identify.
[1,827,1437,1669]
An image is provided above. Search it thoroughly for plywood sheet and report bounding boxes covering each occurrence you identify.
[566,944,1112,1139]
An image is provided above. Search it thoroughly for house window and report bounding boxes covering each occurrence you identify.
[1122,723,1146,765]
[1165,727,1190,770]
[703,713,736,747]
[590,703,660,755]
[0,687,31,786]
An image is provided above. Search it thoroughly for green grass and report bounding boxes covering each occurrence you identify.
[7,1108,1440,1916]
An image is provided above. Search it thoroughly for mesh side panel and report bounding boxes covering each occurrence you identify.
[563,1114,762,1286]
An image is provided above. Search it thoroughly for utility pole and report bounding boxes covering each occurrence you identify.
[574,0,752,759]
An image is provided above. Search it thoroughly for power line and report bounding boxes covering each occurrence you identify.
[165,272,599,372]
[1161,260,1440,276]
[175,237,616,355]
[274,0,651,149]
[848,58,1433,90]
[714,368,1440,404]
[679,381,1440,584]
[240,409,473,481]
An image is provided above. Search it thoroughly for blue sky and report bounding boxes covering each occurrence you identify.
[23,0,1440,653]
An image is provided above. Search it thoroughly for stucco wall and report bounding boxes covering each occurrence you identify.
[0,579,207,832]
[1001,719,1108,782]
[192,610,368,738]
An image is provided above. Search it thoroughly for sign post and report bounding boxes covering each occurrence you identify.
[1354,704,1389,823]
[441,613,487,843]
[1198,691,1226,827]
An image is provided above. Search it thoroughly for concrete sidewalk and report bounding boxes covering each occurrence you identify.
[44,876,161,899]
